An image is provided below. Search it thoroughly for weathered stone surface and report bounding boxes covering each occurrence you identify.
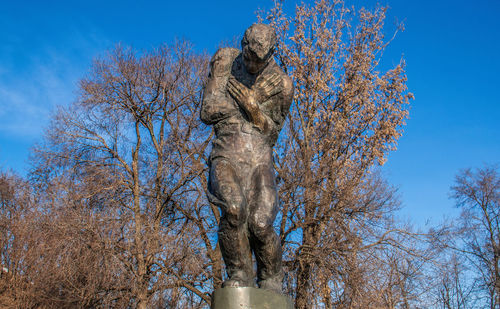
[211,287,294,309]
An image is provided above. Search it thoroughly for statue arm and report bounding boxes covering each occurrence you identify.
[200,77,238,125]
[226,71,287,133]
[262,75,293,144]
[200,48,240,125]
[227,78,272,133]
[256,74,293,134]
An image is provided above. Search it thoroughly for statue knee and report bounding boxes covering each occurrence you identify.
[222,196,246,227]
[248,184,278,240]
[248,212,273,240]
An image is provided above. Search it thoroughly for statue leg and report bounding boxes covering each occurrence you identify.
[247,164,283,293]
[208,158,254,287]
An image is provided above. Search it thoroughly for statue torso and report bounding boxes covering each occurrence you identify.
[210,52,286,165]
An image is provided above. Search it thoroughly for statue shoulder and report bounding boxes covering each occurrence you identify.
[214,47,240,58]
[210,48,240,77]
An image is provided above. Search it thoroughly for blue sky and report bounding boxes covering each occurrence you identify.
[0,0,499,227]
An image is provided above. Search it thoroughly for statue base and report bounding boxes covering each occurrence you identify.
[210,287,293,309]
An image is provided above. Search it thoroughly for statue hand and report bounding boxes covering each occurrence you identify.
[227,78,269,132]
[254,73,282,102]
[227,78,259,113]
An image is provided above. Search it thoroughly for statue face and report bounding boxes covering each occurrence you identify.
[242,46,268,74]
[241,24,276,75]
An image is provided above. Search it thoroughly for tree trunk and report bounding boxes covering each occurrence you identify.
[295,225,315,309]
[137,286,149,309]
[132,120,149,308]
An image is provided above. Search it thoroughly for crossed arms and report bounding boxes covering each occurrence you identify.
[226,73,281,133]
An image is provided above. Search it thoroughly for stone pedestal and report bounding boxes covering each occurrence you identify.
[211,287,293,309]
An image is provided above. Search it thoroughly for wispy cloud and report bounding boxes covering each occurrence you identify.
[0,24,110,138]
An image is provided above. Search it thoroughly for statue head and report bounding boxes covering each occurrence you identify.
[241,24,276,74]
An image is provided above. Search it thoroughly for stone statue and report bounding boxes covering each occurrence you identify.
[201,24,293,293]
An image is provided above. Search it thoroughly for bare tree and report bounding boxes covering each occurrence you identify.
[30,41,220,308]
[0,169,135,308]
[449,165,500,309]
[431,252,478,309]
[0,171,29,308]
[259,0,414,307]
